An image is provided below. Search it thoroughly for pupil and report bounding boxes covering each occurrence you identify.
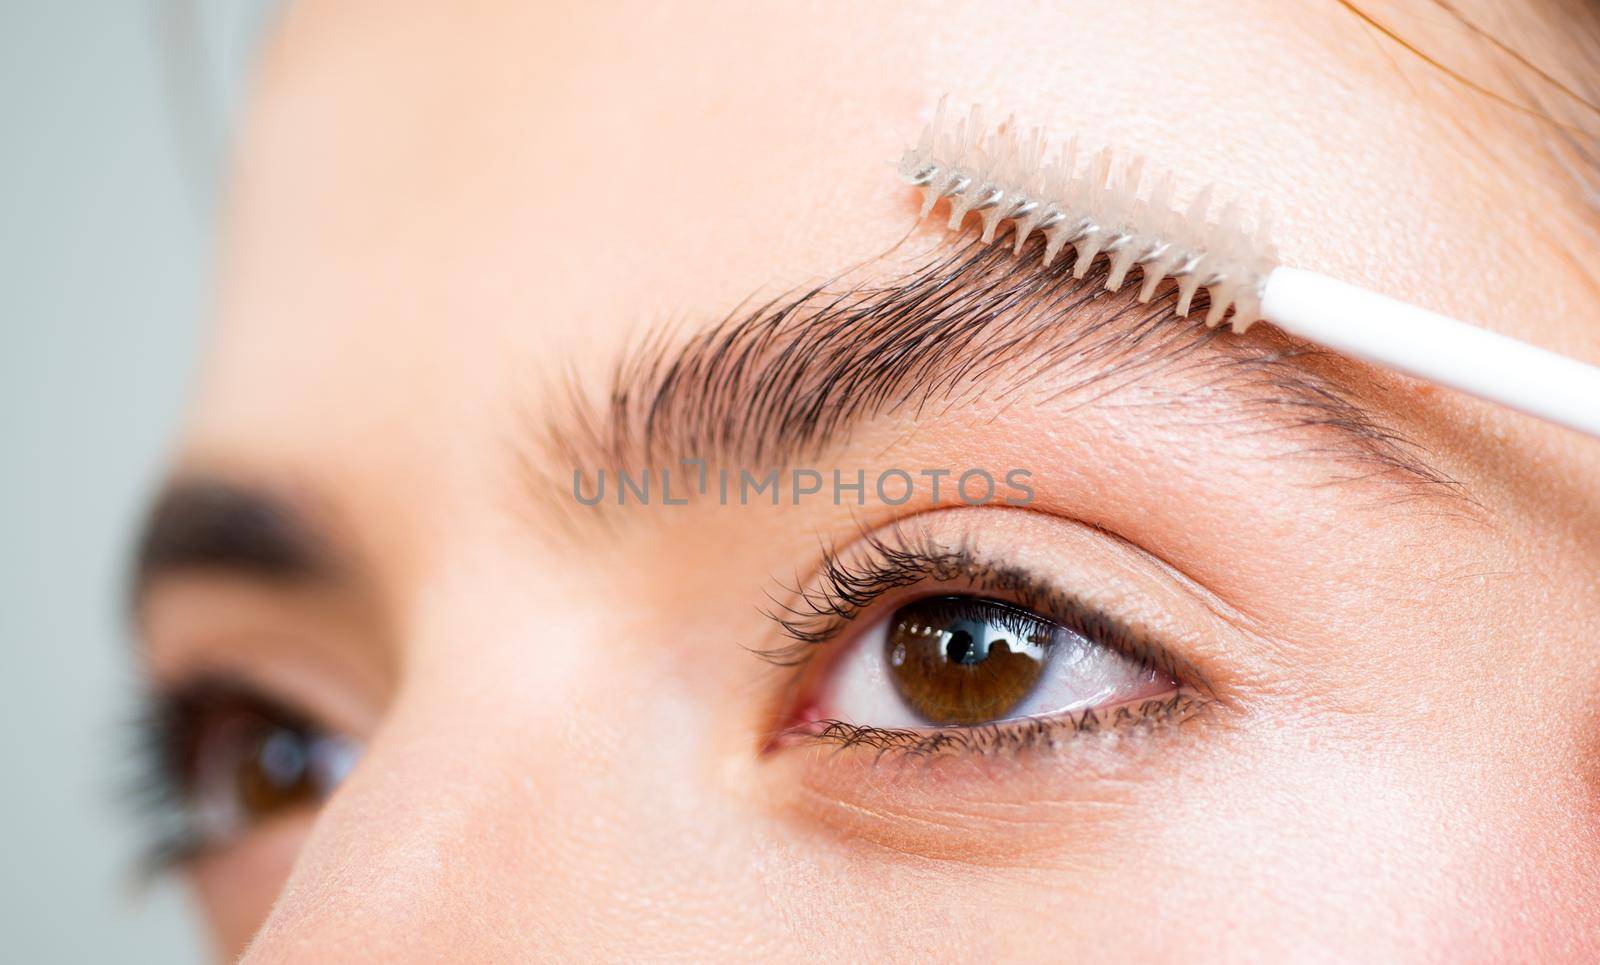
[945,629,976,663]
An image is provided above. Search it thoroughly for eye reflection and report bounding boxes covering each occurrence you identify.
[887,597,1052,725]
[190,701,359,842]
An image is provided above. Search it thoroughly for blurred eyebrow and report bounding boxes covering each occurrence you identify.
[542,238,1467,508]
[130,478,335,604]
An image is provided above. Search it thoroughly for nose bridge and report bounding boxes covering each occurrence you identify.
[240,562,603,960]
[238,597,780,962]
[239,689,559,961]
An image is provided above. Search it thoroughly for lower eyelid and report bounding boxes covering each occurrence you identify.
[757,693,1217,866]
[786,687,1206,757]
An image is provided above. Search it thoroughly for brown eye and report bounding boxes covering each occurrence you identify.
[154,684,359,849]
[886,597,1054,725]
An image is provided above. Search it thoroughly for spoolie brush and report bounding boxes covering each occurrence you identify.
[900,99,1600,439]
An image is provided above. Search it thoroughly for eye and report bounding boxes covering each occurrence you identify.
[187,695,357,841]
[807,595,1179,731]
[136,682,360,864]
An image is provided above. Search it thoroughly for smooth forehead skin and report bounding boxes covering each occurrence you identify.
[163,1,1600,961]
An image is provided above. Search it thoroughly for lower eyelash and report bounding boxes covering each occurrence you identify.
[784,690,1209,761]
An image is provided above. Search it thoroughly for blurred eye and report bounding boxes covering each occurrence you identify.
[813,596,1177,730]
[137,682,360,863]
[189,696,356,841]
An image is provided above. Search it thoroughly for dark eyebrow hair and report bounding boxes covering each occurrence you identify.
[130,477,334,604]
[542,235,1469,514]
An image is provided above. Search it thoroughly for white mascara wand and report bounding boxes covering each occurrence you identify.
[901,100,1600,439]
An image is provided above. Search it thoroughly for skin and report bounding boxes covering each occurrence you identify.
[138,1,1600,960]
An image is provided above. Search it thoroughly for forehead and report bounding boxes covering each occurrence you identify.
[187,1,1585,483]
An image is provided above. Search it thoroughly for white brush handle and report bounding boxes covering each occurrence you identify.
[1260,267,1600,439]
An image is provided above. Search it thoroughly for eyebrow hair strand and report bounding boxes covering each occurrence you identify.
[538,235,1468,520]
[130,477,333,604]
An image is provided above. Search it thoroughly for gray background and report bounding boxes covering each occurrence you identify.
[3,4,274,960]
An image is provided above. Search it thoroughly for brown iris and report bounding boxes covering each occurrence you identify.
[182,695,355,835]
[885,596,1054,726]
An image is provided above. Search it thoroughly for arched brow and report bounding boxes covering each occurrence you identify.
[129,477,337,608]
[536,237,1472,519]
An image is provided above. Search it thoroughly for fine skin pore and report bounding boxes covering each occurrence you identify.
[135,1,1600,960]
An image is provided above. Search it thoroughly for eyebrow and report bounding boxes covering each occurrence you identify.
[130,478,334,604]
[542,236,1467,510]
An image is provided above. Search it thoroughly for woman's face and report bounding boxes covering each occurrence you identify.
[134,1,1600,959]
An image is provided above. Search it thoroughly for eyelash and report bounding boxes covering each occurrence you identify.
[125,677,336,875]
[760,523,1211,757]
[802,693,1205,758]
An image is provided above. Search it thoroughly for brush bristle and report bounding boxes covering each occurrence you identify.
[899,98,1278,332]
